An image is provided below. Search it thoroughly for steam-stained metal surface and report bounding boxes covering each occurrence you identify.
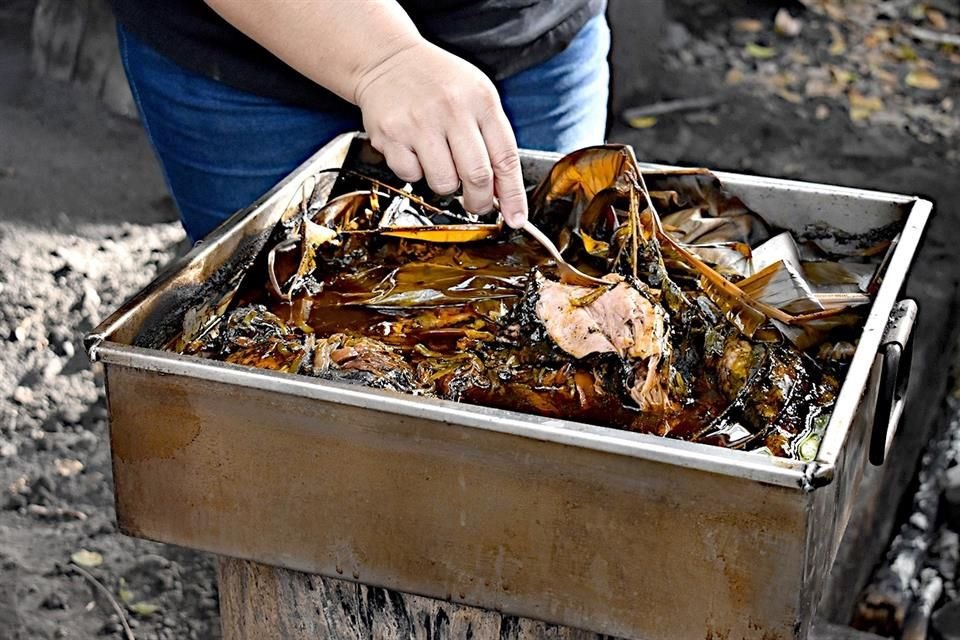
[89,134,931,639]
[107,365,810,640]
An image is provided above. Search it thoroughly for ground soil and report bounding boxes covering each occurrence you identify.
[0,1,957,639]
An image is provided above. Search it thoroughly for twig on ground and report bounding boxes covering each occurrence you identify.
[26,504,87,521]
[621,95,726,121]
[70,562,136,640]
[906,26,960,47]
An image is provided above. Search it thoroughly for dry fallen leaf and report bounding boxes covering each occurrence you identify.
[849,91,884,122]
[734,18,764,33]
[828,24,847,56]
[926,9,948,31]
[822,2,846,22]
[775,9,803,37]
[628,116,658,129]
[864,27,891,49]
[71,549,103,568]
[118,578,135,605]
[830,67,855,86]
[130,602,161,616]
[8,475,29,495]
[870,66,899,88]
[897,44,919,62]
[745,42,777,59]
[54,458,83,477]
[906,69,942,90]
[849,92,884,111]
[777,89,804,104]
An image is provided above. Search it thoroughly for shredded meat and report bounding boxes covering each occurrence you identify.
[629,356,676,416]
[534,276,666,360]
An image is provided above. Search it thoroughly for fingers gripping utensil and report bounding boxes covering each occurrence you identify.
[521,221,607,287]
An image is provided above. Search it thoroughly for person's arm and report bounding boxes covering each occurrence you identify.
[204,0,528,227]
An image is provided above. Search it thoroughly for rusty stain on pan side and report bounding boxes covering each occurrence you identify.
[107,365,809,640]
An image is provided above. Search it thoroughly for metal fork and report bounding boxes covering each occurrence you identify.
[521,221,607,287]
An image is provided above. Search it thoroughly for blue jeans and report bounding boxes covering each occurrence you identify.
[118,16,610,241]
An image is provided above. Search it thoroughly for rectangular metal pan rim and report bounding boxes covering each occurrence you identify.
[94,342,811,488]
[814,197,930,465]
[87,134,931,493]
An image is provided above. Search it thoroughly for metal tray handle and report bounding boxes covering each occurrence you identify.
[870,298,918,466]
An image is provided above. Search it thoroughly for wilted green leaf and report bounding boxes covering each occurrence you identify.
[628,116,658,129]
[798,434,821,461]
[745,43,777,59]
[130,602,161,616]
[118,577,135,605]
[70,549,103,568]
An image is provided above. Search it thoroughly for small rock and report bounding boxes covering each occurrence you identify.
[60,405,83,425]
[0,440,17,458]
[48,327,73,356]
[69,431,98,451]
[42,357,63,382]
[12,386,33,405]
[41,415,62,433]
[99,620,122,636]
[12,319,31,342]
[55,246,94,278]
[80,284,102,323]
[8,475,29,495]
[41,591,69,610]
[54,459,84,478]
[774,9,802,37]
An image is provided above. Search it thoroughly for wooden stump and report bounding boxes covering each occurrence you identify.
[30,0,135,117]
[217,557,614,640]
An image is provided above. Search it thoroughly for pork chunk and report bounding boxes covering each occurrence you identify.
[534,276,666,360]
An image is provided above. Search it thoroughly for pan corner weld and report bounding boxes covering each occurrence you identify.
[172,143,894,462]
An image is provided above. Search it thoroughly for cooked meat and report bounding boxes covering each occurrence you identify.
[312,333,415,390]
[629,356,676,415]
[534,275,667,361]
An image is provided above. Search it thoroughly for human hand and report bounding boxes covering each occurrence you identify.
[353,41,528,228]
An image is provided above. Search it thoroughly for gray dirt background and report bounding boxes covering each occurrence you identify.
[1,0,958,638]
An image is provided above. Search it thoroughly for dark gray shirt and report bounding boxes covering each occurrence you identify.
[111,0,605,111]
